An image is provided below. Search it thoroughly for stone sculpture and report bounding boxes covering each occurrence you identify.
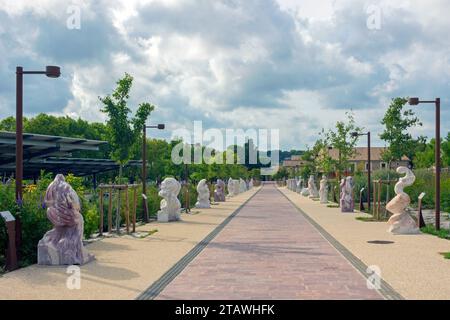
[340,176,354,213]
[296,179,303,193]
[158,177,182,222]
[319,175,328,204]
[195,179,211,208]
[386,167,420,234]
[38,174,94,265]
[308,175,319,198]
[227,178,234,197]
[239,178,247,193]
[248,178,254,189]
[301,188,309,197]
[214,179,226,202]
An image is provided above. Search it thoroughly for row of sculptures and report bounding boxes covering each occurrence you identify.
[37,175,254,266]
[146,177,254,222]
[36,166,418,266]
[286,166,420,235]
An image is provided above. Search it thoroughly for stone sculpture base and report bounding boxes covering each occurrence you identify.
[301,188,309,197]
[195,202,211,209]
[387,213,420,234]
[37,229,95,266]
[157,211,181,222]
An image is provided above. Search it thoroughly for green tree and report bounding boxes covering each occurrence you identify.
[99,73,155,181]
[380,97,423,164]
[327,111,362,179]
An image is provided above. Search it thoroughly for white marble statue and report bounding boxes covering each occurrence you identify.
[340,176,354,213]
[386,167,420,234]
[319,175,328,204]
[195,179,211,208]
[301,188,309,197]
[239,178,247,193]
[308,175,319,198]
[227,178,234,197]
[157,177,182,222]
[248,178,254,189]
[296,179,303,193]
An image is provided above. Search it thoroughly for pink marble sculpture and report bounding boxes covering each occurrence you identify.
[340,176,354,213]
[386,167,419,234]
[214,179,226,202]
[38,174,95,265]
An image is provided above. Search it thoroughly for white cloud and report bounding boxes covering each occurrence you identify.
[0,0,448,150]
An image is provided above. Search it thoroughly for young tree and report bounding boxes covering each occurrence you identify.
[99,73,155,181]
[99,73,154,232]
[380,97,423,165]
[327,111,362,179]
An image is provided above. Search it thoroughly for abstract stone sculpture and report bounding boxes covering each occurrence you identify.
[239,178,247,193]
[319,175,328,204]
[195,179,211,208]
[248,178,254,189]
[386,167,419,234]
[214,179,226,202]
[301,188,309,197]
[227,178,234,197]
[38,174,94,265]
[158,177,182,222]
[340,176,354,213]
[308,175,319,198]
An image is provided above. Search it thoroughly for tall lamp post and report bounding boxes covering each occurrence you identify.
[142,123,165,223]
[351,131,371,211]
[408,97,441,230]
[16,66,61,201]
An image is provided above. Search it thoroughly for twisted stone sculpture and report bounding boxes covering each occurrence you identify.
[386,167,419,234]
[214,179,226,202]
[38,174,94,265]
[157,177,181,222]
[195,179,211,208]
[340,176,354,213]
[239,178,247,193]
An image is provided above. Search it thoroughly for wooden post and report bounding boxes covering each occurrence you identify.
[1,211,18,271]
[373,181,377,218]
[133,187,137,233]
[125,186,130,234]
[116,188,121,234]
[99,188,104,236]
[108,187,113,233]
[377,180,382,220]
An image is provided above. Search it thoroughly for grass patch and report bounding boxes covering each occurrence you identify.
[440,252,450,259]
[421,225,450,240]
[327,204,340,208]
[134,229,158,239]
[356,216,388,222]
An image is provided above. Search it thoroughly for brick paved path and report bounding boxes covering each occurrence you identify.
[155,183,382,300]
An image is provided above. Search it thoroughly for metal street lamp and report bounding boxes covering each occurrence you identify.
[142,123,165,222]
[408,97,441,230]
[16,66,61,201]
[351,131,371,211]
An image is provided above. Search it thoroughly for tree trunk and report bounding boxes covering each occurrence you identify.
[116,164,123,234]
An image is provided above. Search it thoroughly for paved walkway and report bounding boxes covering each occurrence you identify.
[0,188,259,300]
[156,183,382,300]
[280,187,450,300]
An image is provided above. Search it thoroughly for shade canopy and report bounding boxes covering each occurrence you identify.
[0,131,141,178]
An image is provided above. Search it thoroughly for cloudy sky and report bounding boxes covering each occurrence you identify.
[0,0,449,150]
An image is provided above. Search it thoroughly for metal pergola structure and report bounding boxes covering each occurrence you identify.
[0,131,142,182]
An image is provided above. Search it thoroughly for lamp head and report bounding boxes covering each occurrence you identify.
[157,124,165,130]
[45,66,61,78]
[408,97,420,106]
[351,132,360,137]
